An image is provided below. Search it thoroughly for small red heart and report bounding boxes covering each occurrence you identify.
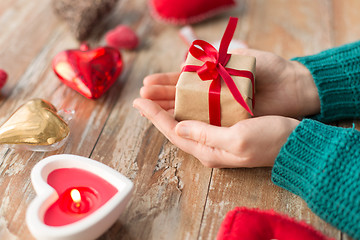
[52,43,123,99]
[105,25,139,50]
[149,0,236,25]
[0,69,8,89]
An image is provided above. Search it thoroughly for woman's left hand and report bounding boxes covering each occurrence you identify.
[133,98,299,168]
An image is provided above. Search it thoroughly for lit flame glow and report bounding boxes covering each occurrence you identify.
[70,189,81,203]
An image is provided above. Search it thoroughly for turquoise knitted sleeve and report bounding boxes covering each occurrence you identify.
[272,119,360,239]
[292,41,360,122]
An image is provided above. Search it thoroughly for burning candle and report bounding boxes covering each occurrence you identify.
[70,189,87,213]
[59,187,91,214]
[26,154,133,240]
[43,167,118,227]
[71,189,81,208]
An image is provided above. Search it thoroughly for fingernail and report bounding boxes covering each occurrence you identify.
[134,108,145,117]
[176,124,190,137]
[133,103,145,117]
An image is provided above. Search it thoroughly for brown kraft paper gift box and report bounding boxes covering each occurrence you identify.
[174,52,256,127]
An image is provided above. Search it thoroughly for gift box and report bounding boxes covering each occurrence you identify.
[174,17,255,127]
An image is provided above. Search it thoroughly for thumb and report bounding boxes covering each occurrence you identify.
[175,120,230,149]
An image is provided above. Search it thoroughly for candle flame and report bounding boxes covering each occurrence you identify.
[70,189,81,203]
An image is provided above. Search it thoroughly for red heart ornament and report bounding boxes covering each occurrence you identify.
[52,43,123,99]
[149,0,236,25]
[217,207,333,240]
[0,69,7,89]
[105,25,139,50]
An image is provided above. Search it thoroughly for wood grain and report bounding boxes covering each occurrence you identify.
[0,0,357,239]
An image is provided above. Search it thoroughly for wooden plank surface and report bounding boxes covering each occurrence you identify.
[0,0,357,239]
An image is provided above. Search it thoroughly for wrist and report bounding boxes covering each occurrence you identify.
[291,61,320,117]
[276,117,300,155]
[267,117,300,167]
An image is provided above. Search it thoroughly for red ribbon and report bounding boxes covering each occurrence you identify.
[182,17,255,126]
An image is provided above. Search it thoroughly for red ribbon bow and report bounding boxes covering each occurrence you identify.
[182,17,255,126]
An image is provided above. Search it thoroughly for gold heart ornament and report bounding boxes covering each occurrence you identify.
[0,99,70,148]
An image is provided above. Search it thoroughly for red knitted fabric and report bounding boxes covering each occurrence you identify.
[217,207,333,240]
[149,0,235,25]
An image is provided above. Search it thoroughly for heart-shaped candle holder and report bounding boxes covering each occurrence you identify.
[52,43,123,99]
[26,154,133,240]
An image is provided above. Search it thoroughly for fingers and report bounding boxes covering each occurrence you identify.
[133,98,227,167]
[133,98,183,145]
[143,72,180,86]
[140,72,178,107]
[229,48,265,58]
[189,145,258,168]
[133,98,265,168]
[140,85,176,100]
[175,120,233,151]
[153,100,175,110]
[167,109,174,115]
[132,99,215,164]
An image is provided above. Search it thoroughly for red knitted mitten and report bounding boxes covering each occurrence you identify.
[217,207,333,240]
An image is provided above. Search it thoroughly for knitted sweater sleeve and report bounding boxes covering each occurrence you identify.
[271,119,360,239]
[292,41,360,122]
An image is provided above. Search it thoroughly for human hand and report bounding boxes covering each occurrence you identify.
[140,49,320,118]
[133,98,299,168]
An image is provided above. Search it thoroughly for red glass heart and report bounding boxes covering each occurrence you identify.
[52,43,123,99]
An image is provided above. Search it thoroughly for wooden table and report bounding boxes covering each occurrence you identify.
[0,0,358,239]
